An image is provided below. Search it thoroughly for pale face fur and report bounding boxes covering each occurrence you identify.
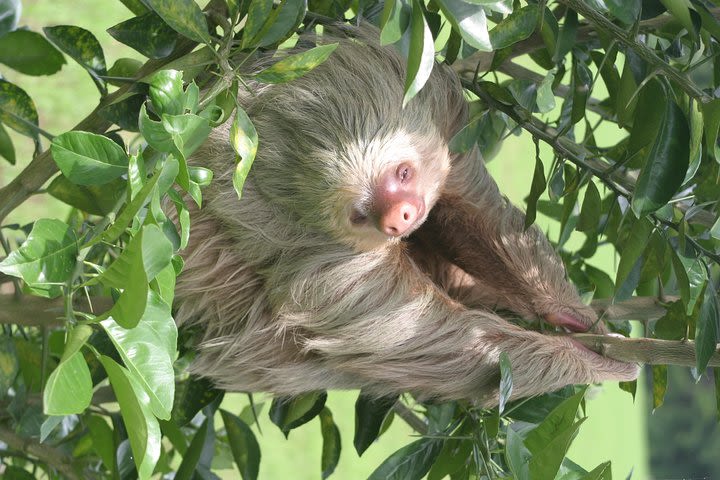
[174,25,638,406]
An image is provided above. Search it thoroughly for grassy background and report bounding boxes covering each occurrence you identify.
[1,1,649,478]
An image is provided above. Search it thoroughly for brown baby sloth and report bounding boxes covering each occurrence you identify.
[173,26,638,406]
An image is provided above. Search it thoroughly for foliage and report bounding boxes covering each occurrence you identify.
[0,0,718,478]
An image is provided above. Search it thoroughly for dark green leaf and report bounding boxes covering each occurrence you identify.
[0,0,20,37]
[100,356,161,479]
[0,30,65,75]
[655,300,687,340]
[427,438,472,480]
[435,0,491,51]
[0,219,77,298]
[571,61,592,125]
[368,437,443,480]
[146,69,184,116]
[489,5,539,50]
[524,154,546,228]
[221,409,261,480]
[505,426,531,480]
[255,43,339,84]
[269,392,327,435]
[48,175,124,216]
[605,0,640,24]
[43,351,92,415]
[498,351,513,414]
[242,0,273,48]
[175,417,210,480]
[536,71,556,114]
[255,0,306,48]
[2,466,37,480]
[354,393,397,456]
[380,0,411,46]
[403,0,435,106]
[576,181,600,232]
[701,98,720,160]
[319,407,341,479]
[0,121,15,164]
[43,26,106,91]
[108,12,178,59]
[119,0,149,15]
[144,0,211,44]
[696,283,719,372]
[106,57,143,85]
[524,387,586,452]
[614,217,653,298]
[0,79,39,139]
[632,99,690,217]
[554,8,577,62]
[99,93,145,132]
[0,335,18,396]
[51,131,128,185]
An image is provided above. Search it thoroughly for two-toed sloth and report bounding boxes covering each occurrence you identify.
[174,26,638,406]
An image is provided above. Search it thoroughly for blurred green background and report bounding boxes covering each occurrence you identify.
[3,1,719,478]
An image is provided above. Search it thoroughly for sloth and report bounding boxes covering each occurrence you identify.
[173,26,638,406]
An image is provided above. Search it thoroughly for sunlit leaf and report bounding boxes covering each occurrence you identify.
[146,69,184,116]
[435,0,491,51]
[43,351,92,415]
[651,364,667,410]
[489,5,539,50]
[380,0,411,45]
[0,79,39,139]
[403,0,435,106]
[0,30,65,75]
[44,25,107,93]
[255,43,339,84]
[51,131,128,185]
[231,105,258,198]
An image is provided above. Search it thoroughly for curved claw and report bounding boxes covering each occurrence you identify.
[544,312,590,332]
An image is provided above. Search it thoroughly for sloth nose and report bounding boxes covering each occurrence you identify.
[379,200,420,237]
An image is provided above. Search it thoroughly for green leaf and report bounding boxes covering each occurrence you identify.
[0,335,19,396]
[43,25,107,93]
[427,438,472,480]
[231,106,258,198]
[146,69,184,116]
[241,0,273,48]
[498,351,513,414]
[0,79,39,139]
[0,121,15,164]
[605,0,640,25]
[536,71,556,114]
[489,5,539,50]
[139,104,174,153]
[100,356,161,480]
[505,426,531,480]
[685,100,703,183]
[108,12,178,59]
[0,30,65,75]
[175,417,209,480]
[173,376,223,426]
[0,0,20,37]
[403,0,435,106]
[368,437,443,480]
[255,43,339,84]
[143,0,211,44]
[0,219,78,298]
[354,393,397,456]
[701,98,720,160]
[380,0,411,45]
[631,98,690,217]
[651,364,668,410]
[696,283,719,372]
[162,112,213,159]
[576,181,600,232]
[524,154,546,229]
[524,387,585,452]
[43,351,92,415]
[660,0,695,37]
[614,217,653,299]
[254,0,306,48]
[106,58,144,84]
[270,392,327,435]
[51,131,128,185]
[571,61,592,125]
[554,8,578,62]
[87,415,116,471]
[435,0,491,51]
[319,407,341,479]
[221,409,261,480]
[98,93,145,132]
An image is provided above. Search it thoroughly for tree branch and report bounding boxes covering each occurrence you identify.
[0,426,82,480]
[571,333,720,367]
[392,402,428,435]
[0,294,112,326]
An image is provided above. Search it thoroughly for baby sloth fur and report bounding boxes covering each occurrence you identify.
[174,27,638,406]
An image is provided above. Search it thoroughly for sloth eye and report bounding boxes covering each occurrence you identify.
[350,209,368,225]
[397,163,413,183]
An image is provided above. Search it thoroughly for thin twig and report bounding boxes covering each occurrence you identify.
[392,402,428,435]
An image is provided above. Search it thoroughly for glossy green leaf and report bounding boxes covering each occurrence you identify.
[498,351,513,414]
[605,0,640,25]
[144,0,211,44]
[242,0,273,48]
[269,392,327,435]
[380,0,411,46]
[0,79,39,139]
[505,426,531,480]
[175,417,209,480]
[0,0,20,37]
[162,112,212,159]
[435,0,491,51]
[354,393,397,456]
[403,0,435,106]
[0,336,18,396]
[524,154,546,228]
[319,407,341,479]
[255,0,306,48]
[51,131,128,185]
[43,351,92,415]
[100,356,161,480]
[146,69,184,116]
[48,175,125,216]
[108,12,177,59]
[221,409,260,480]
[0,121,15,164]
[489,5,539,50]
[100,290,177,420]
[0,219,77,298]
[576,181,600,232]
[0,30,65,75]
[626,79,665,165]
[368,437,443,480]
[43,25,107,90]
[701,98,720,160]
[631,99,690,217]
[231,105,258,198]
[139,104,174,153]
[696,283,719,372]
[685,99,703,183]
[255,43,339,84]
[106,58,143,84]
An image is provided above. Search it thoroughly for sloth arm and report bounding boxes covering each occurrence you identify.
[414,150,603,333]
